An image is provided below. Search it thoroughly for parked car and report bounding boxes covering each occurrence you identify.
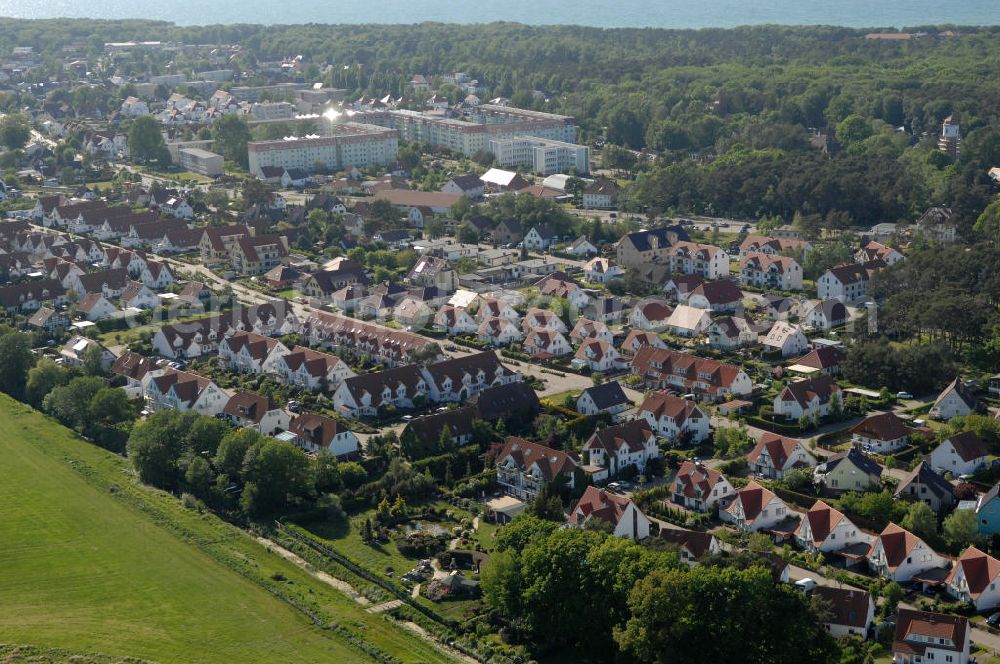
[794,578,817,592]
[987,613,1000,628]
[896,391,913,399]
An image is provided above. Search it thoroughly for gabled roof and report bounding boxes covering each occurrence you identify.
[690,279,743,305]
[794,346,846,370]
[796,500,848,545]
[657,528,717,559]
[724,480,780,524]
[746,433,809,472]
[496,437,578,481]
[933,377,981,413]
[223,391,274,424]
[812,587,872,629]
[673,461,725,499]
[579,381,630,411]
[942,431,990,462]
[893,609,967,657]
[871,523,926,569]
[823,447,883,479]
[946,547,1000,599]
[111,350,154,381]
[288,412,347,451]
[894,462,953,502]
[469,381,540,420]
[778,375,841,409]
[584,419,653,456]
[639,392,704,427]
[569,485,634,529]
[850,412,910,442]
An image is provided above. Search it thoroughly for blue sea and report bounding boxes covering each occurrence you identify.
[0,0,997,28]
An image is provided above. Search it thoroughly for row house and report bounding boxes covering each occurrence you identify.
[74,269,130,300]
[0,279,67,313]
[110,350,156,398]
[582,419,659,482]
[154,302,299,359]
[122,219,190,249]
[738,234,812,259]
[273,346,356,391]
[630,346,753,401]
[332,365,429,417]
[740,253,804,291]
[637,391,709,444]
[142,368,231,417]
[495,437,578,502]
[422,351,521,402]
[218,331,291,374]
[303,311,440,367]
[620,329,668,357]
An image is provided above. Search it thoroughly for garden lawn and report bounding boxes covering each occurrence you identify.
[0,395,456,664]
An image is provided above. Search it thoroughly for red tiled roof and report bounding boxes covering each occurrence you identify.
[850,412,910,442]
[496,436,577,482]
[746,433,804,472]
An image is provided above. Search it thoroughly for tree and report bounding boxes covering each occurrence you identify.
[213,113,251,167]
[25,358,69,408]
[240,177,270,208]
[613,566,838,664]
[82,343,107,376]
[214,428,262,480]
[0,332,34,399]
[127,410,197,488]
[0,114,30,150]
[456,222,479,244]
[42,376,105,430]
[480,549,522,620]
[943,508,984,550]
[89,387,133,428]
[128,116,170,165]
[901,501,938,543]
[835,114,873,147]
[881,582,904,617]
[240,439,313,516]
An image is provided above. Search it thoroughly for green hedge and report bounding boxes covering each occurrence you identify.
[744,415,804,435]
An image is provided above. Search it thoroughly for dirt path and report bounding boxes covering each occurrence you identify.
[256,537,370,605]
[400,622,479,664]
[367,599,403,613]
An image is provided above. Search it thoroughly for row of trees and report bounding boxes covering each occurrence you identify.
[480,514,841,663]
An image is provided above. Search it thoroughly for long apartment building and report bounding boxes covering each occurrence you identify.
[248,122,398,178]
[489,136,589,175]
[355,104,577,157]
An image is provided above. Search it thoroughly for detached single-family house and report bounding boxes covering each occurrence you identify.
[638,392,709,444]
[286,412,359,458]
[894,462,956,514]
[142,368,230,417]
[629,300,673,331]
[569,317,613,346]
[76,292,117,321]
[760,321,809,358]
[671,461,734,512]
[746,433,817,480]
[658,529,721,567]
[807,299,849,331]
[478,317,523,346]
[576,381,631,418]
[946,547,1000,613]
[708,316,757,351]
[929,432,991,477]
[582,419,659,481]
[620,329,667,356]
[721,480,794,533]
[975,483,1000,535]
[568,486,651,541]
[813,587,875,640]
[867,522,948,583]
[573,338,621,372]
[773,375,842,421]
[794,500,871,554]
[856,241,904,266]
[930,378,982,421]
[222,392,290,436]
[434,305,479,336]
[687,280,743,313]
[665,304,711,338]
[60,336,116,370]
[816,448,883,494]
[850,412,910,455]
[523,224,559,251]
[583,257,623,283]
[566,236,599,258]
[522,307,568,334]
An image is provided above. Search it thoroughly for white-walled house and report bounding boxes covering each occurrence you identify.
[867,523,947,583]
[286,412,360,458]
[813,587,875,641]
[569,486,651,541]
[672,461,734,512]
[930,432,991,477]
[576,381,631,418]
[850,412,910,455]
[946,547,1000,613]
[582,419,659,481]
[573,338,621,372]
[760,321,809,358]
[892,610,970,664]
[746,433,817,480]
[721,481,794,533]
[930,378,981,421]
[142,368,231,417]
[795,500,871,554]
[773,375,842,421]
[638,392,709,444]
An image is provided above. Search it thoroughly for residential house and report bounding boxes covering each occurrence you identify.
[664,241,730,280]
[807,299,849,331]
[401,407,477,449]
[628,300,673,331]
[433,305,479,336]
[638,392,709,444]
[494,437,578,502]
[582,419,659,481]
[813,587,875,640]
[422,351,520,403]
[142,368,230,417]
[573,338,621,372]
[721,481,794,533]
[569,318,613,346]
[773,375,842,421]
[218,331,290,374]
[794,500,871,554]
[687,280,743,313]
[566,236,599,258]
[946,547,1000,613]
[708,316,757,351]
[851,412,910,454]
[222,392,290,436]
[738,235,812,259]
[576,381,631,418]
[407,255,458,292]
[658,529,722,567]
[615,226,689,268]
[976,484,1000,535]
[478,317,523,346]
[521,307,568,334]
[493,218,523,246]
[442,174,485,200]
[231,235,289,275]
[286,412,359,458]
[523,329,573,357]
[915,206,959,243]
[891,610,969,664]
[59,336,115,370]
[523,224,559,251]
[274,346,356,391]
[0,280,67,313]
[856,241,904,266]
[630,346,753,401]
[817,262,879,303]
[468,381,541,422]
[476,297,520,323]
[568,487,650,541]
[816,448,883,494]
[620,329,668,357]
[789,346,847,376]
[332,364,429,418]
[671,461,734,512]
[663,275,705,303]
[76,293,117,321]
[930,378,982,421]
[583,257,623,283]
[303,311,439,367]
[27,306,70,333]
[760,321,809,358]
[535,272,591,310]
[582,178,619,209]
[894,462,956,514]
[139,260,175,290]
[120,281,160,310]
[665,304,711,337]
[110,351,155,398]
[867,523,948,582]
[746,432,817,480]
[301,261,369,301]
[740,253,804,291]
[929,432,991,477]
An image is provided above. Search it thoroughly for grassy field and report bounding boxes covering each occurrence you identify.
[0,395,457,664]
